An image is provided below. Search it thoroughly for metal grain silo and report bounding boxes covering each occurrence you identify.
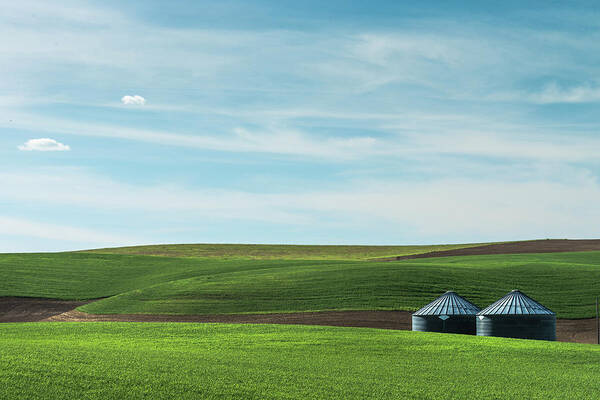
[476,290,556,341]
[412,291,480,334]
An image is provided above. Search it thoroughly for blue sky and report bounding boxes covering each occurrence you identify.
[2,1,600,251]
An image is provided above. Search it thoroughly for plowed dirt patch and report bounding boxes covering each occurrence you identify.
[45,308,600,344]
[387,239,600,260]
[0,297,90,322]
[3,297,596,344]
[45,309,413,330]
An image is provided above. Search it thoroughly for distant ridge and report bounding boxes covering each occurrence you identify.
[80,239,600,261]
[81,242,486,260]
[389,239,600,261]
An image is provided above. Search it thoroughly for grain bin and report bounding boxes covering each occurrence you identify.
[476,290,556,341]
[412,291,480,334]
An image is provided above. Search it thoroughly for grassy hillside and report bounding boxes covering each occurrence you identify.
[79,251,600,318]
[1,323,599,400]
[0,253,343,299]
[3,251,600,318]
[83,242,486,260]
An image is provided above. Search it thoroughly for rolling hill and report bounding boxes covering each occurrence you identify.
[82,242,486,260]
[2,243,600,318]
[3,241,600,399]
[1,323,599,400]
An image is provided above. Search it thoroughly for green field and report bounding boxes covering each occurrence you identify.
[2,250,600,318]
[83,242,485,260]
[0,252,332,300]
[1,323,599,400]
[3,244,600,399]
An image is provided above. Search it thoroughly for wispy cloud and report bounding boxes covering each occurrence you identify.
[2,1,600,250]
[4,111,600,163]
[18,138,70,151]
[530,82,600,104]
[2,168,600,243]
[0,169,311,224]
[1,0,125,31]
[3,113,384,160]
[0,215,138,246]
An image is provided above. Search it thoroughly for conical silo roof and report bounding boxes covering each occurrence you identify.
[477,290,555,316]
[413,291,480,316]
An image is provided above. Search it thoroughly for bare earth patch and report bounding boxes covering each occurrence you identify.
[385,239,600,261]
[44,309,413,330]
[2,297,597,344]
[3,298,592,344]
[0,297,91,323]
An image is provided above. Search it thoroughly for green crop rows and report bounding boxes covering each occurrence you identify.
[1,323,599,400]
[1,249,600,318]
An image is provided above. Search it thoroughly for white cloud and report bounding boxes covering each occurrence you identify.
[4,113,383,160]
[0,169,310,225]
[1,0,124,27]
[121,95,146,105]
[2,169,600,242]
[5,111,600,163]
[531,82,600,104]
[0,216,138,246]
[18,138,70,151]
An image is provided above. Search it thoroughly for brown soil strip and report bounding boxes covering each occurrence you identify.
[3,297,597,344]
[44,309,414,330]
[385,239,600,261]
[0,297,91,323]
[556,318,598,344]
[45,309,600,344]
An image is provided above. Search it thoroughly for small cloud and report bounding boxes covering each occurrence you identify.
[121,95,146,105]
[18,138,71,151]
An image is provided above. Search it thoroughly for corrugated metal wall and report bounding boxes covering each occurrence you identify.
[476,315,556,341]
[412,315,477,335]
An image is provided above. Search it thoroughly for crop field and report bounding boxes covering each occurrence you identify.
[0,252,336,300]
[1,323,599,400]
[79,251,600,318]
[3,243,600,399]
[83,242,486,260]
[2,249,600,318]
